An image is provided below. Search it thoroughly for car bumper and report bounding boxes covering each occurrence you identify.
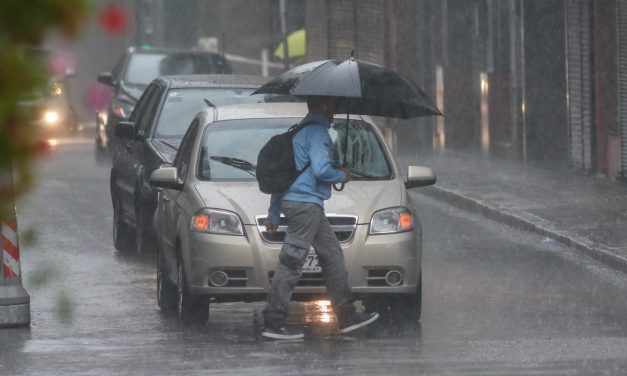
[186,225,421,301]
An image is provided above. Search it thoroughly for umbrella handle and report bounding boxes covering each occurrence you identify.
[333,183,345,192]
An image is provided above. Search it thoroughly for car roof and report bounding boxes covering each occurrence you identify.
[126,46,223,56]
[152,74,270,89]
[211,102,366,122]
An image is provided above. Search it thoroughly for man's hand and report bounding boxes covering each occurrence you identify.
[265,221,278,234]
[342,166,352,182]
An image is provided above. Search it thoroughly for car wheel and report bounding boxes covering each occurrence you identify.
[113,196,134,253]
[365,273,422,323]
[134,202,155,254]
[95,136,107,163]
[176,256,209,323]
[389,274,422,323]
[157,246,177,314]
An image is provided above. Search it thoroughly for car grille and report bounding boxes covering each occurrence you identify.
[256,214,358,243]
[268,271,325,286]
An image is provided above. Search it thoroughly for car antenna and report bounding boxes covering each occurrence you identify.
[204,98,215,108]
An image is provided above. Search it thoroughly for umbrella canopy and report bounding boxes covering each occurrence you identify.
[274,29,306,59]
[253,58,441,119]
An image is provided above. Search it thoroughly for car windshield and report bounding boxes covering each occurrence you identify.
[153,88,265,138]
[124,53,228,85]
[198,118,392,181]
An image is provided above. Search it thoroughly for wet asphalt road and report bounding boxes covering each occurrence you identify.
[1,136,627,375]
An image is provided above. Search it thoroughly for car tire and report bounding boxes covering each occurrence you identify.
[389,273,422,323]
[176,255,209,323]
[365,273,422,323]
[95,137,107,163]
[113,196,134,253]
[157,246,177,315]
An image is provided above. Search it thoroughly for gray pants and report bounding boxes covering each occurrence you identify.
[263,200,355,329]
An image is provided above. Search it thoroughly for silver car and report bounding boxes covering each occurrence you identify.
[151,103,436,322]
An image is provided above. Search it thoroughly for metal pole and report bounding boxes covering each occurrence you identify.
[279,0,290,71]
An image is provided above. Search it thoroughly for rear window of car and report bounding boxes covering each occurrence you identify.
[124,53,231,85]
[197,118,393,181]
[153,88,266,138]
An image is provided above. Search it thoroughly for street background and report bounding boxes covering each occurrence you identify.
[2,0,627,374]
[1,135,627,375]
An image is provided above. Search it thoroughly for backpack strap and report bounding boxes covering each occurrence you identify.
[287,118,317,134]
[289,119,317,174]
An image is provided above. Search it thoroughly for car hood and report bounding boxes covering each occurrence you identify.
[194,180,402,225]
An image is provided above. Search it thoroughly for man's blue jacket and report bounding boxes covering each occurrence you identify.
[267,113,347,225]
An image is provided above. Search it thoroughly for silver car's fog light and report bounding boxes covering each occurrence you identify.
[385,270,403,286]
[209,271,229,287]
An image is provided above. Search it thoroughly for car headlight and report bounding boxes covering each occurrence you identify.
[44,110,59,125]
[50,82,63,96]
[369,207,414,234]
[191,208,244,236]
[112,100,134,119]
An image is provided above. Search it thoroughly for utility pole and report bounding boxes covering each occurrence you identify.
[279,0,290,71]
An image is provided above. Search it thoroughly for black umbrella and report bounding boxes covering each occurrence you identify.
[253,57,441,118]
[253,56,441,189]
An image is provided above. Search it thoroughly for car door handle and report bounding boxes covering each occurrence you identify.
[125,142,132,150]
[163,195,170,202]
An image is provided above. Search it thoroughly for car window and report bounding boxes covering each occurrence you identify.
[197,118,392,181]
[111,52,126,81]
[135,85,163,134]
[330,120,393,178]
[128,84,156,122]
[174,119,200,182]
[124,53,229,85]
[153,88,264,138]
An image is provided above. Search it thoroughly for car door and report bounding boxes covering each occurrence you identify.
[131,83,166,215]
[161,119,200,256]
[116,84,162,218]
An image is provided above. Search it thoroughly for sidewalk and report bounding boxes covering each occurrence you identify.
[401,152,627,273]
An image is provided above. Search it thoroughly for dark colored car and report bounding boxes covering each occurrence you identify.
[95,46,233,159]
[21,75,81,136]
[19,47,80,136]
[110,74,272,254]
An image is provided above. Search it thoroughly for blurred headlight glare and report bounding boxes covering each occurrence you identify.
[192,209,243,236]
[113,100,134,119]
[44,111,59,125]
[369,207,414,234]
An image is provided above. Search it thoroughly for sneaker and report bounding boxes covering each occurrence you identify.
[339,312,380,334]
[261,326,304,340]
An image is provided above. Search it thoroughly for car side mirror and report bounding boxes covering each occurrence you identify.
[150,167,183,190]
[97,72,114,86]
[405,166,436,189]
[115,121,136,140]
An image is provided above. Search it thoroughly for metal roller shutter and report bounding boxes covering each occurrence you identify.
[565,0,594,172]
[617,0,627,178]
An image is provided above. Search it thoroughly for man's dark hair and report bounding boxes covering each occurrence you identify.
[306,95,335,111]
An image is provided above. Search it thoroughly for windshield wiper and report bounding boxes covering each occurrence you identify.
[204,98,216,108]
[209,156,256,177]
[332,162,378,179]
[159,139,178,151]
[349,169,378,179]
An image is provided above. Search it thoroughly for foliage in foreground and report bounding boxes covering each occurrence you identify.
[0,0,90,219]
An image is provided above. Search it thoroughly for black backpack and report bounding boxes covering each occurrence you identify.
[256,120,314,194]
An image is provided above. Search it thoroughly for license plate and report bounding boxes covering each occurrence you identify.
[302,254,321,273]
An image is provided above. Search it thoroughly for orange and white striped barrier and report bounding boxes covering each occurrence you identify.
[0,170,30,328]
[2,219,20,278]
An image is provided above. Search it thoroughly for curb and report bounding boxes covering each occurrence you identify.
[421,185,627,274]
